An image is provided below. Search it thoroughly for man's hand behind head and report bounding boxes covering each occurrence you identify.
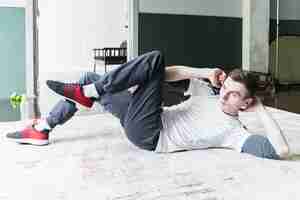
[208,68,226,88]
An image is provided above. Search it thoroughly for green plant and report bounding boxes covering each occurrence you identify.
[9,93,26,109]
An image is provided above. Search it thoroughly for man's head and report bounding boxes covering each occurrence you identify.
[219,69,258,116]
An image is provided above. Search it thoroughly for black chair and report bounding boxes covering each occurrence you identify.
[93,45,127,72]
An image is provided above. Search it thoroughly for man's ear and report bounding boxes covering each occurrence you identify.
[241,97,254,110]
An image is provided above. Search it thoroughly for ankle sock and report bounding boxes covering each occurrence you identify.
[83,84,99,98]
[34,119,51,133]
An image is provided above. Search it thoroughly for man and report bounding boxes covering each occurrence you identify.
[6,51,290,159]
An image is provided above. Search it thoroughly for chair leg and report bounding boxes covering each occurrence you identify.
[93,61,96,72]
[105,63,107,73]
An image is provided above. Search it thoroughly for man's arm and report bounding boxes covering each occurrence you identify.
[251,100,290,159]
[165,65,226,87]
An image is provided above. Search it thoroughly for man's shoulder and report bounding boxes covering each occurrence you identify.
[185,78,217,97]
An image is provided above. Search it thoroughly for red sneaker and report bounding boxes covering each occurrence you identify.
[6,126,49,146]
[46,80,93,108]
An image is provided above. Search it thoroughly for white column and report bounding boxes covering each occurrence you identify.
[128,0,139,59]
[242,0,270,73]
[23,0,35,119]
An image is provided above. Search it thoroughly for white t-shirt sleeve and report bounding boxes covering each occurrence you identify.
[185,78,215,97]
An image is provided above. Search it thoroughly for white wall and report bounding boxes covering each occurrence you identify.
[279,0,300,20]
[139,0,242,18]
[39,0,127,72]
[270,0,300,20]
[0,0,25,7]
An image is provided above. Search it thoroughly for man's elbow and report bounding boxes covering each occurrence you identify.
[277,146,290,159]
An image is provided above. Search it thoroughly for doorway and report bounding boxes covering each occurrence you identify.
[269,0,300,85]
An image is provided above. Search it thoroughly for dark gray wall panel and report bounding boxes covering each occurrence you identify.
[139,13,242,70]
[270,19,300,42]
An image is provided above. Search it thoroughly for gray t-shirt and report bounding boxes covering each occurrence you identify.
[155,79,251,153]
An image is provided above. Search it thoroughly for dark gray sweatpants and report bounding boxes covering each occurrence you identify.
[46,51,165,151]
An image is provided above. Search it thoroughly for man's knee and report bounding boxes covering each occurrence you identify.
[149,50,164,64]
[145,50,165,78]
[241,135,280,160]
[150,50,162,58]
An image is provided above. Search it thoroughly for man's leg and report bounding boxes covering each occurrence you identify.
[95,51,165,150]
[46,51,164,107]
[97,51,165,150]
[46,72,131,127]
[241,135,280,159]
[47,51,165,150]
[123,63,164,150]
[99,91,131,126]
[6,73,97,145]
[6,72,129,145]
[94,51,164,95]
[46,72,101,128]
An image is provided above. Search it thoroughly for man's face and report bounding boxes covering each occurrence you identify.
[219,77,252,116]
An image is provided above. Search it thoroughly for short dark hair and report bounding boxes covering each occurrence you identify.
[228,69,258,98]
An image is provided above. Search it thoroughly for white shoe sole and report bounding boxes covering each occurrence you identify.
[48,87,92,110]
[8,138,49,146]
